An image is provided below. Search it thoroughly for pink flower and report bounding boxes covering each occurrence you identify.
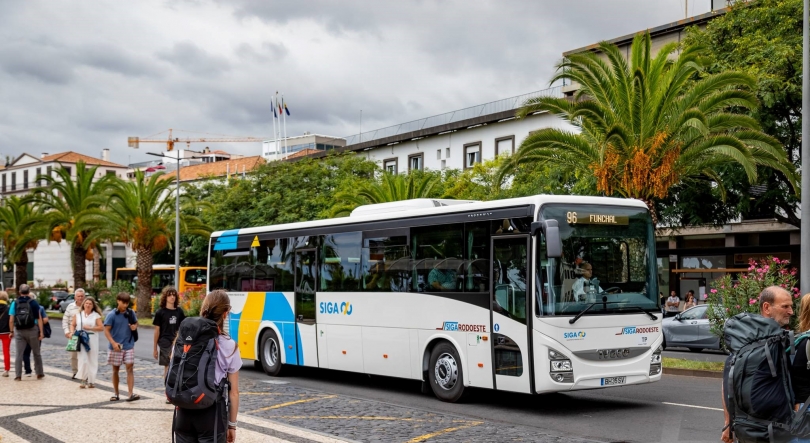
[749,299,757,305]
[774,257,781,264]
[795,294,800,299]
[735,305,740,309]
[726,308,730,312]
[710,289,718,294]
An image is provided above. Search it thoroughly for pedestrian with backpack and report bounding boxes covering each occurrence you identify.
[103,292,139,402]
[167,289,241,443]
[0,291,11,377]
[21,303,49,377]
[722,286,796,443]
[8,284,45,381]
[788,292,810,443]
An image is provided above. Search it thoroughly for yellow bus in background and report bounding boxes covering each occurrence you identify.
[115,265,207,295]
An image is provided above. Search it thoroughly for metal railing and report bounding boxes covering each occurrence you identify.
[327,86,563,148]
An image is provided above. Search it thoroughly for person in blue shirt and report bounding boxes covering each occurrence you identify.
[8,284,45,380]
[21,304,48,377]
[103,292,139,402]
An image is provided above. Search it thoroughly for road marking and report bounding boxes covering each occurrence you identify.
[404,421,483,442]
[249,395,337,413]
[274,415,427,422]
[662,402,723,412]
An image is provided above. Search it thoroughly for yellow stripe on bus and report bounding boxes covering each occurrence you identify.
[238,293,265,361]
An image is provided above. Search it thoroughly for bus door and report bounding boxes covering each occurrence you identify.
[294,249,319,367]
[490,235,532,393]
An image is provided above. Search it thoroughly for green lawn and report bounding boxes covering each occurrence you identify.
[662,357,724,372]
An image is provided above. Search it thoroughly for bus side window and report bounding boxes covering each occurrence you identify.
[412,224,463,292]
[321,232,362,292]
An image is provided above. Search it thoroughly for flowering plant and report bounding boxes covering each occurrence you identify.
[706,257,799,348]
[182,287,206,317]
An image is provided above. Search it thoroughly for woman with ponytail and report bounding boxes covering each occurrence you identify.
[174,290,242,443]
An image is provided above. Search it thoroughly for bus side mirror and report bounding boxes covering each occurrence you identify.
[532,220,562,258]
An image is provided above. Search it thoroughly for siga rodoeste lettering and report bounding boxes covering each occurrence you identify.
[436,322,487,332]
[319,301,353,315]
[615,326,659,335]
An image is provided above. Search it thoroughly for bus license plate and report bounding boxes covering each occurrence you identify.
[601,376,626,386]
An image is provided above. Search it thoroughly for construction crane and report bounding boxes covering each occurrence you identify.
[128,128,265,151]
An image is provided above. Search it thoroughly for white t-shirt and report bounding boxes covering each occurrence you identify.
[666,295,681,312]
[76,311,101,332]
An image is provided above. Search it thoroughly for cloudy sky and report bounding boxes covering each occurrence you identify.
[0,0,713,165]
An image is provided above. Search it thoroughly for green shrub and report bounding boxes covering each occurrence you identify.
[104,280,133,309]
[36,287,53,309]
[707,257,799,349]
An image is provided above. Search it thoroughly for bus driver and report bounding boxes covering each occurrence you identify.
[571,262,603,301]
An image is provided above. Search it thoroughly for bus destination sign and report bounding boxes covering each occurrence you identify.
[566,212,629,225]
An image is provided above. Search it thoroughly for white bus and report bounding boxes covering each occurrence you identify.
[208,195,662,402]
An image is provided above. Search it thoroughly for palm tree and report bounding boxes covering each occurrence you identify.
[82,171,210,317]
[29,161,115,289]
[496,32,797,226]
[0,197,45,291]
[329,171,440,217]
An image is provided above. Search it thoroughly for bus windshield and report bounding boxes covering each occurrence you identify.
[538,204,657,316]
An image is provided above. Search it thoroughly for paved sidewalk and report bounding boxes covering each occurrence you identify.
[1,343,599,443]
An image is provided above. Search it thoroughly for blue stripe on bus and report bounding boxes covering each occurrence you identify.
[213,229,241,251]
[296,324,305,366]
[261,292,297,365]
[282,322,298,365]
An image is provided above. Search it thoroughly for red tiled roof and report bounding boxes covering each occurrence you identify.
[286,148,321,160]
[158,156,265,182]
[41,151,125,168]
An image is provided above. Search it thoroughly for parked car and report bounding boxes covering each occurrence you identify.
[662,304,722,352]
[49,290,70,310]
[59,294,74,313]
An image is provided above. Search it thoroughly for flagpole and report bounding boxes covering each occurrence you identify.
[271,95,278,159]
[282,94,288,154]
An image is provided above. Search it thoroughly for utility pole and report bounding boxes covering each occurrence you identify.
[175,148,180,290]
[802,0,809,295]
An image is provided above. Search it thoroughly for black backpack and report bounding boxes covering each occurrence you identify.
[0,304,9,334]
[13,298,35,330]
[725,313,795,443]
[165,317,230,440]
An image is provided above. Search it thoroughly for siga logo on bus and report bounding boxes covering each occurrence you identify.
[563,331,586,340]
[319,301,353,315]
[436,322,487,332]
[615,326,659,335]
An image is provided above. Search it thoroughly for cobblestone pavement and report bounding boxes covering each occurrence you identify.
[3,343,601,443]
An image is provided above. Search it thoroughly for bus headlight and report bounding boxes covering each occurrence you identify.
[649,345,663,375]
[650,353,662,364]
[550,360,573,372]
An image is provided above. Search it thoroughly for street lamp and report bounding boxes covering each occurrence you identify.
[802,0,809,294]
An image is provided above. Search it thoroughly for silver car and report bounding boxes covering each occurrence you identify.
[662,305,721,352]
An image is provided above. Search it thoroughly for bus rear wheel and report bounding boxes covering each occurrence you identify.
[259,329,283,376]
[428,342,465,403]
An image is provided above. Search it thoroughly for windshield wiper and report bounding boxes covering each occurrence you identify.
[569,301,622,324]
[613,305,658,321]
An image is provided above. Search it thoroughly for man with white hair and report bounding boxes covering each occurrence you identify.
[62,288,85,379]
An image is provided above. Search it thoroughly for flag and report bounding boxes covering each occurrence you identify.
[284,99,290,116]
[272,99,277,118]
[278,100,283,116]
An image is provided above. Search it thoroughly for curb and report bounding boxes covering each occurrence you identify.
[664,367,723,379]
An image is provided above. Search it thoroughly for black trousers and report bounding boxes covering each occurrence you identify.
[174,402,227,443]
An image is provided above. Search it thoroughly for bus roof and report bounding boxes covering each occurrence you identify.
[211,194,648,238]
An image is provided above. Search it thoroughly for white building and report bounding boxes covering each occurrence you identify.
[0,150,134,289]
[289,86,571,172]
[262,133,346,162]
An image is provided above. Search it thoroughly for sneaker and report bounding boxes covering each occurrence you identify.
[2,371,8,377]
[24,373,32,378]
[13,377,21,381]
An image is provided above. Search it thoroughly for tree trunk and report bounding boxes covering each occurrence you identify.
[72,242,87,291]
[93,246,101,282]
[135,245,153,318]
[14,253,28,293]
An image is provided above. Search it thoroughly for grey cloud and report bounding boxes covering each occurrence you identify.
[156,41,231,76]
[235,42,288,63]
[77,44,162,78]
[0,39,75,84]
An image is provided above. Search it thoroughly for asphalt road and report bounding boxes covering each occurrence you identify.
[46,322,724,443]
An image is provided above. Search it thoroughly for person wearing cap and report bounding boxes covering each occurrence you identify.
[62,288,86,378]
[8,284,45,380]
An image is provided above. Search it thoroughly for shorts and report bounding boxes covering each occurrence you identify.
[158,346,172,366]
[108,348,135,366]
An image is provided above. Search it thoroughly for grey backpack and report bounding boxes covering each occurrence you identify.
[725,313,794,443]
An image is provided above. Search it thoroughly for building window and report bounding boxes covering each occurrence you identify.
[437,149,441,160]
[36,168,42,187]
[23,170,28,189]
[464,142,482,169]
[47,166,52,180]
[441,160,446,170]
[446,148,450,158]
[11,172,16,191]
[1,173,5,193]
[408,153,424,172]
[383,158,398,174]
[63,166,72,176]
[495,135,515,157]
[106,170,116,176]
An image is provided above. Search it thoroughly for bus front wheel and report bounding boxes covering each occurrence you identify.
[428,342,465,403]
[259,329,283,376]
